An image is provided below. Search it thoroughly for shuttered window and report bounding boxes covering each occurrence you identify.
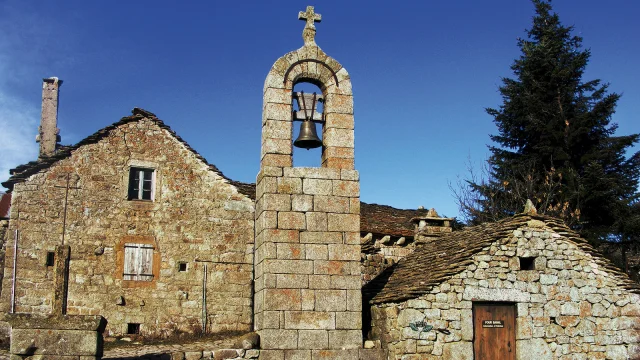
[123,243,154,281]
[128,167,155,201]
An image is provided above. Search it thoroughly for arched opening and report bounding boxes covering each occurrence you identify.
[292,82,324,167]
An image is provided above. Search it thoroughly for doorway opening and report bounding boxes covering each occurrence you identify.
[473,302,516,360]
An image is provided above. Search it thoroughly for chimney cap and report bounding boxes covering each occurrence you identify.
[43,77,63,85]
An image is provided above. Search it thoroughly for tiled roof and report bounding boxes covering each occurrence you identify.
[2,108,256,200]
[367,214,640,305]
[360,203,430,237]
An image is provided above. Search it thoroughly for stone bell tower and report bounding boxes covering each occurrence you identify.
[254,6,362,359]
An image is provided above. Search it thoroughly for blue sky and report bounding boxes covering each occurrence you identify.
[1,1,638,219]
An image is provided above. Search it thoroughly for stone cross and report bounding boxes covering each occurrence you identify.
[299,6,321,45]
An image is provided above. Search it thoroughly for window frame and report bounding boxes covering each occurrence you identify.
[117,235,159,288]
[128,167,156,201]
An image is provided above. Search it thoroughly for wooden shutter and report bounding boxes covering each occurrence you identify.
[123,243,154,281]
[139,244,154,281]
[123,244,137,280]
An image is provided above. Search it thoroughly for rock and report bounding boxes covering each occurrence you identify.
[561,302,580,316]
[364,340,375,349]
[605,345,628,360]
[523,199,537,215]
[442,341,473,360]
[234,332,260,350]
[185,351,202,360]
[171,352,185,360]
[214,349,240,359]
[620,303,640,316]
[94,245,105,255]
[516,338,552,360]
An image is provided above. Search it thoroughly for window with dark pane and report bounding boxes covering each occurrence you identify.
[128,167,154,201]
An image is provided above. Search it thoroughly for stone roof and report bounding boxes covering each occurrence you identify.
[360,203,430,238]
[367,214,640,305]
[1,108,256,200]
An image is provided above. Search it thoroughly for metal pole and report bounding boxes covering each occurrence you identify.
[10,229,18,313]
[202,263,208,334]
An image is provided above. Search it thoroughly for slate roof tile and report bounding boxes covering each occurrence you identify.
[360,203,430,238]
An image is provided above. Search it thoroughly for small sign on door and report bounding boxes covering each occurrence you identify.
[482,320,504,328]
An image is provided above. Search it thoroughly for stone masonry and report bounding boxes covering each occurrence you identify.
[37,77,62,158]
[0,110,255,337]
[369,217,640,359]
[361,209,453,285]
[253,6,363,359]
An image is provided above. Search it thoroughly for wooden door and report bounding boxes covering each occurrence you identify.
[473,303,516,360]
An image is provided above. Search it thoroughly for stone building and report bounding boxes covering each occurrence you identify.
[0,8,428,346]
[360,205,452,285]
[366,210,640,359]
[1,5,639,360]
[0,103,256,336]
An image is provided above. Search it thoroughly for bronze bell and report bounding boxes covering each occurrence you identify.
[294,120,322,149]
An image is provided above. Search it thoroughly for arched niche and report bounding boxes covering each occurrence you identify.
[261,45,354,170]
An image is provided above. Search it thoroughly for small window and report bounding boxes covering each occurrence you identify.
[46,252,55,267]
[178,262,187,272]
[123,243,154,281]
[128,167,155,201]
[519,257,536,270]
[127,323,141,335]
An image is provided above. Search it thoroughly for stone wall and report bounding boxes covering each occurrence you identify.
[254,9,364,357]
[370,223,640,359]
[361,234,414,285]
[0,117,255,337]
[254,166,363,357]
[7,313,106,359]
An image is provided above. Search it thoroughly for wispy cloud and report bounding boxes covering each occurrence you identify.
[0,94,39,184]
[0,2,74,185]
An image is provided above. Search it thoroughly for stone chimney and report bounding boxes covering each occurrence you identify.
[412,208,453,243]
[37,77,62,158]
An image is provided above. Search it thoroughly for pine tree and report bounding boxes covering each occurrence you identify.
[458,0,640,244]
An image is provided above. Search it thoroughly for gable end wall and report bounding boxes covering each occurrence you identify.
[0,118,255,337]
